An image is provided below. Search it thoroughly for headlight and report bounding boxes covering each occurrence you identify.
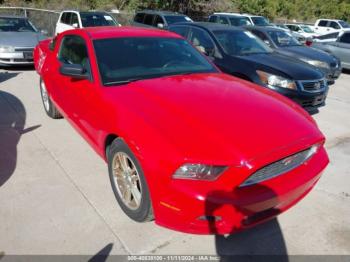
[257,70,297,90]
[301,59,330,70]
[173,164,227,181]
[0,46,15,53]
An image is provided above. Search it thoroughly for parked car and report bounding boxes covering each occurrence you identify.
[313,19,350,35]
[34,26,328,234]
[270,23,310,45]
[313,30,350,69]
[132,10,193,29]
[0,15,47,66]
[285,23,318,38]
[247,26,342,85]
[55,10,120,35]
[169,22,328,109]
[313,31,343,43]
[208,13,253,26]
[210,13,269,26]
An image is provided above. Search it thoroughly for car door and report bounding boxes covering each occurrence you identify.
[315,20,329,34]
[187,27,235,73]
[328,21,341,33]
[328,32,350,68]
[218,16,229,26]
[56,34,99,143]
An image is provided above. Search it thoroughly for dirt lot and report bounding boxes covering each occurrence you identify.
[0,68,349,256]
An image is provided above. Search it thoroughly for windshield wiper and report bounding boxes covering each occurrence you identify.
[104,78,145,86]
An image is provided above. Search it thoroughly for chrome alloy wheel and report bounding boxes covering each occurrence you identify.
[112,152,142,210]
[40,80,50,112]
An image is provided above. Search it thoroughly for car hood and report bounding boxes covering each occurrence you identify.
[110,73,324,166]
[238,52,323,80]
[0,32,46,47]
[277,46,337,65]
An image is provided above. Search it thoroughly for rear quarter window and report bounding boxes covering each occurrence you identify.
[318,20,328,27]
[209,16,218,23]
[60,13,67,24]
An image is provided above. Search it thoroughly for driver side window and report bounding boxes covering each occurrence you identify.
[59,35,89,66]
[190,28,216,55]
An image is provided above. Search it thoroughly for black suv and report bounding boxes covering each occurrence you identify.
[169,23,328,110]
[246,26,342,85]
[132,10,193,29]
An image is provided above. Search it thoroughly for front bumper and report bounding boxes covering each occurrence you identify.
[154,146,328,235]
[0,51,34,66]
[268,81,329,109]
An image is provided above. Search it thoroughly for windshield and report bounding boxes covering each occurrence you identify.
[251,16,269,26]
[268,30,301,47]
[80,13,118,27]
[339,20,350,28]
[277,24,289,30]
[94,37,217,86]
[0,17,36,32]
[229,17,252,26]
[164,15,192,25]
[214,30,272,56]
[301,25,314,33]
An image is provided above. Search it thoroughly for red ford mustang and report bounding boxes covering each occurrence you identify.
[34,27,329,234]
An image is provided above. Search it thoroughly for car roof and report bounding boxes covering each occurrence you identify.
[213,12,262,18]
[61,10,109,14]
[136,10,185,16]
[170,22,246,32]
[317,19,344,22]
[247,26,285,32]
[0,15,27,19]
[82,26,183,39]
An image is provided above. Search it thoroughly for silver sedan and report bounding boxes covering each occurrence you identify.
[0,15,47,66]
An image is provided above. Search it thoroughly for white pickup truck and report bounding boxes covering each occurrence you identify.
[313,19,350,35]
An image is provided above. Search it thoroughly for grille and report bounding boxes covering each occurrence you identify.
[240,147,316,187]
[15,47,34,52]
[300,80,326,92]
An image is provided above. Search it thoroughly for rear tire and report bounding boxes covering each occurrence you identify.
[40,78,62,119]
[108,138,153,222]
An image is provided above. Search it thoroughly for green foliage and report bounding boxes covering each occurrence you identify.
[1,0,349,22]
[234,0,350,21]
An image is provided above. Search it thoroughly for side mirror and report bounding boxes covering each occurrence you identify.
[72,23,79,28]
[60,64,89,80]
[157,23,164,29]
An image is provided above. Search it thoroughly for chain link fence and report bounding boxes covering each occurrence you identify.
[0,7,134,37]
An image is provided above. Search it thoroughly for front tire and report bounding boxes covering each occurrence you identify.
[108,138,153,222]
[40,78,62,119]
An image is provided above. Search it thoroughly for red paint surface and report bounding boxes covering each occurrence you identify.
[34,27,329,234]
